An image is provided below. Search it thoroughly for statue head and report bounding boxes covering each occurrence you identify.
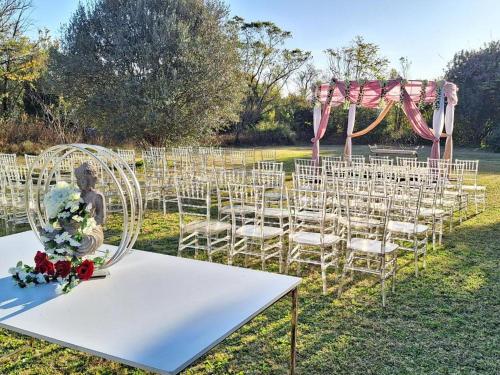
[75,162,99,191]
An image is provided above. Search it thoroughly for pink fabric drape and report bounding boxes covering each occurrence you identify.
[312,79,457,160]
[401,90,440,159]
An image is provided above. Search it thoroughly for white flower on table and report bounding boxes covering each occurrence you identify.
[69,238,81,247]
[58,211,70,219]
[72,215,83,222]
[83,218,97,235]
[43,223,55,233]
[8,266,21,275]
[18,271,28,282]
[55,231,71,244]
[40,235,50,243]
[36,273,47,284]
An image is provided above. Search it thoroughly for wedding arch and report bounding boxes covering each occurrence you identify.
[311,78,458,162]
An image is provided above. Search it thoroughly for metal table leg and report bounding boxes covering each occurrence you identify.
[290,287,298,375]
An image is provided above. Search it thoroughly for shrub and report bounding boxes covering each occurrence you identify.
[221,121,296,146]
[484,121,500,152]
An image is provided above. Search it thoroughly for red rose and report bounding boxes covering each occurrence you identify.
[34,251,48,266]
[54,260,72,278]
[76,260,94,281]
[35,259,55,275]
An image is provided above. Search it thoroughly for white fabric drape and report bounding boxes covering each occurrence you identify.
[444,102,455,160]
[312,102,322,163]
[432,88,446,140]
[344,104,357,158]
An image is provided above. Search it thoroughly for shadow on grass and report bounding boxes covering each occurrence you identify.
[183,217,500,375]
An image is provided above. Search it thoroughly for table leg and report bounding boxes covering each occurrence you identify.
[290,287,298,375]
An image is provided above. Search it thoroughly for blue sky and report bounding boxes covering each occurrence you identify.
[29,0,499,80]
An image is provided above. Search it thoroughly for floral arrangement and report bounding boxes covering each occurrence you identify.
[40,181,98,256]
[9,252,104,293]
[9,181,105,293]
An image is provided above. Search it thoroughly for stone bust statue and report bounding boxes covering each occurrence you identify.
[73,162,106,256]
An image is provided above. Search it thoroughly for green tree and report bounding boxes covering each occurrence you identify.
[445,40,500,148]
[325,36,389,81]
[48,0,244,146]
[230,17,310,140]
[0,0,48,116]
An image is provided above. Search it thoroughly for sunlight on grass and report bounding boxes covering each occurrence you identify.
[1,146,499,374]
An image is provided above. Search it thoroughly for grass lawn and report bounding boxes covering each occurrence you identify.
[1,145,499,374]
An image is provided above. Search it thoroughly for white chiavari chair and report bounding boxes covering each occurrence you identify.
[369,155,393,166]
[142,150,166,210]
[229,184,284,271]
[252,170,288,233]
[176,179,231,261]
[442,162,467,227]
[455,159,485,214]
[294,158,316,172]
[215,169,249,223]
[286,188,341,294]
[116,149,136,173]
[260,149,277,161]
[0,153,16,167]
[292,171,324,191]
[0,164,28,232]
[396,156,417,166]
[388,183,428,276]
[254,160,283,172]
[338,192,398,306]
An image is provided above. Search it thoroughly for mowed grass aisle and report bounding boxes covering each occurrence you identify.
[1,146,499,374]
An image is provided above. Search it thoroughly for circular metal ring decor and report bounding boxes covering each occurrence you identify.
[25,144,143,269]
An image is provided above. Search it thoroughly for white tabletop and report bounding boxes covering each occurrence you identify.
[0,231,300,374]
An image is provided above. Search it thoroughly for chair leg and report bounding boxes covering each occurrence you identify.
[321,256,327,295]
[381,275,386,307]
[260,241,266,271]
[278,237,283,273]
[392,256,397,293]
[414,250,419,277]
[285,242,292,274]
[207,235,212,262]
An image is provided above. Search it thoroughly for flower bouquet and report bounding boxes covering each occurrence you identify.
[9,181,106,293]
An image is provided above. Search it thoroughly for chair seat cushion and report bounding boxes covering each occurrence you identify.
[264,207,288,218]
[339,216,381,228]
[388,220,428,234]
[290,231,340,246]
[220,205,255,214]
[348,238,398,254]
[185,220,231,234]
[419,207,445,217]
[265,191,283,201]
[296,210,336,221]
[236,225,283,239]
[462,184,486,191]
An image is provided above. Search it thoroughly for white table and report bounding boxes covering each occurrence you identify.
[0,231,300,374]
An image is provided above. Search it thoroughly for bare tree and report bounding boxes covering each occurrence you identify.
[294,62,321,99]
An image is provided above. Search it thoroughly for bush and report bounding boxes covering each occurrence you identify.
[0,118,70,154]
[484,121,500,152]
[220,121,296,146]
